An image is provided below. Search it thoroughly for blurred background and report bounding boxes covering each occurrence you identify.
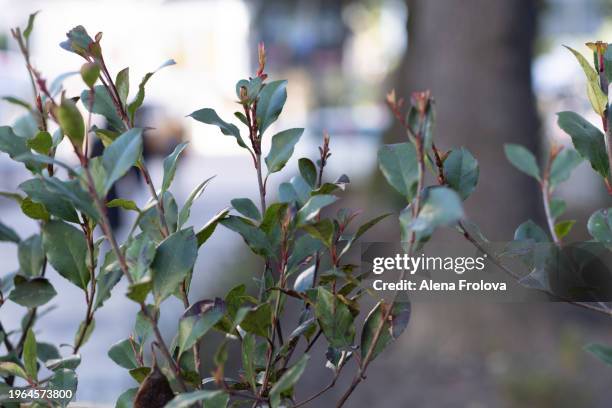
[1,0,612,406]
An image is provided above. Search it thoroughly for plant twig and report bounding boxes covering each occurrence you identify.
[541,148,561,245]
[336,97,428,407]
[0,321,15,353]
[293,360,346,408]
[604,127,612,196]
[259,212,291,400]
[77,150,187,391]
[458,220,612,316]
[95,55,171,238]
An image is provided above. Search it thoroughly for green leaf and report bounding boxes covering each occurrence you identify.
[92,126,119,147]
[20,197,49,221]
[504,144,540,180]
[129,367,150,384]
[26,131,52,154]
[256,80,287,134]
[80,62,100,88]
[279,175,311,206]
[122,234,156,281]
[107,198,140,212]
[585,343,612,366]
[588,208,612,244]
[231,198,261,221]
[410,187,464,233]
[20,178,79,222]
[557,111,609,179]
[74,319,95,349]
[177,298,225,356]
[196,208,229,247]
[81,85,125,131]
[554,220,575,239]
[151,228,198,303]
[605,46,612,82]
[564,45,599,80]
[189,108,248,149]
[242,333,257,393]
[115,67,129,105]
[23,11,39,40]
[13,113,37,139]
[2,96,31,110]
[0,190,23,203]
[302,219,334,248]
[126,279,152,304]
[240,303,272,337]
[49,369,78,406]
[162,142,188,192]
[550,148,583,187]
[296,194,337,225]
[38,342,61,362]
[108,339,139,369]
[134,306,155,344]
[259,203,288,255]
[179,176,215,228]
[564,46,608,116]
[587,79,608,117]
[41,177,99,221]
[56,97,84,148]
[8,277,56,307]
[265,128,303,173]
[269,354,309,408]
[42,220,90,290]
[378,142,419,200]
[514,220,549,243]
[236,77,263,102]
[354,213,392,242]
[138,191,178,242]
[315,287,355,348]
[0,362,27,379]
[299,158,318,188]
[60,25,94,56]
[165,390,229,408]
[286,234,324,272]
[0,126,30,162]
[115,388,137,408]
[338,213,391,258]
[127,59,175,124]
[93,268,122,311]
[46,354,81,372]
[294,264,315,292]
[223,284,254,318]
[443,147,479,200]
[360,300,410,362]
[550,198,567,220]
[0,220,20,243]
[18,234,44,277]
[23,329,37,380]
[220,216,271,257]
[102,128,143,194]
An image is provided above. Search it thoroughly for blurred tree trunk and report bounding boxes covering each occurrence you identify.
[389,0,542,238]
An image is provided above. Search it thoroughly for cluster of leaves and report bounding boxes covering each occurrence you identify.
[186,43,411,408]
[501,42,612,365]
[0,15,412,408]
[380,42,612,371]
